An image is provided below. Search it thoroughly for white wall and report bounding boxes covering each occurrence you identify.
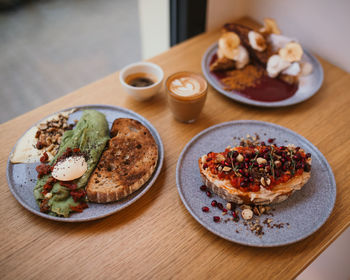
[206,0,248,32]
[138,0,170,60]
[206,0,350,72]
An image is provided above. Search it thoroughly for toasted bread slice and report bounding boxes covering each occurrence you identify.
[198,146,311,205]
[210,56,236,72]
[86,118,158,203]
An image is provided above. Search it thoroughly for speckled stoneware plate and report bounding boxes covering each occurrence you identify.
[176,120,336,247]
[202,43,324,107]
[7,105,164,222]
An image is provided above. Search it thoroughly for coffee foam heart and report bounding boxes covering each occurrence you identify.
[170,77,201,97]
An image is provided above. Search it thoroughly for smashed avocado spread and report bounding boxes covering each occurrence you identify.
[34,110,109,217]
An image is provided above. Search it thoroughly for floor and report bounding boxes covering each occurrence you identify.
[0,1,349,279]
[0,0,141,123]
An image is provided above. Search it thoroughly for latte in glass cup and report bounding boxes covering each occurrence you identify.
[166,71,208,123]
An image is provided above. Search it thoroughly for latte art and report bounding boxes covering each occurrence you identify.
[170,77,201,97]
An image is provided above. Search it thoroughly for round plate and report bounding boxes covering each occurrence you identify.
[176,120,336,247]
[202,43,324,107]
[7,105,164,222]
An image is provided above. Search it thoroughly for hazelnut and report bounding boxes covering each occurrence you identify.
[216,154,225,162]
[236,154,244,162]
[253,206,261,216]
[257,157,267,164]
[258,206,266,214]
[222,166,232,172]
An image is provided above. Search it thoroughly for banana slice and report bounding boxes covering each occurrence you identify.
[279,42,303,62]
[217,48,225,59]
[218,32,241,60]
[282,62,301,76]
[233,45,249,69]
[269,34,294,52]
[260,18,281,35]
[267,54,291,78]
[248,31,266,52]
[300,62,313,76]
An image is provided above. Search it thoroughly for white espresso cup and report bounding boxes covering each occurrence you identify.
[119,62,164,101]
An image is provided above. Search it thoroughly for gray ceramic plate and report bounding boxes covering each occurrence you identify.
[7,105,164,222]
[176,120,336,247]
[202,43,324,107]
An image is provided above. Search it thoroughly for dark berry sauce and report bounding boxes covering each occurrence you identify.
[209,54,298,102]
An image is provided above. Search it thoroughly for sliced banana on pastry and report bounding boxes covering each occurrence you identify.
[267,54,291,78]
[233,45,249,69]
[282,62,301,76]
[300,61,313,76]
[279,42,303,62]
[248,31,267,52]
[260,18,281,35]
[218,32,241,60]
[269,33,294,52]
[217,47,225,59]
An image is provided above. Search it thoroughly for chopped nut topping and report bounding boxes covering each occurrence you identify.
[236,154,244,162]
[257,157,267,164]
[216,154,225,162]
[222,166,232,172]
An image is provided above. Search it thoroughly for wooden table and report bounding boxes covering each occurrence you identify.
[1,18,349,279]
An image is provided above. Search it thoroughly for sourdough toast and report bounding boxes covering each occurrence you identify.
[198,145,311,205]
[86,118,158,203]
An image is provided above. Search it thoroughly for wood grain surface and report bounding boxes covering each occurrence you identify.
[1,18,349,280]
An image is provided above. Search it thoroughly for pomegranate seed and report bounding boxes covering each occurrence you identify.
[232,211,240,222]
[244,158,249,162]
[223,208,228,213]
[261,141,266,146]
[249,176,254,182]
[202,206,209,212]
[200,185,206,191]
[203,164,208,170]
[206,191,212,197]
[211,200,217,207]
[258,164,264,168]
[268,138,275,143]
[217,203,224,210]
[213,216,220,223]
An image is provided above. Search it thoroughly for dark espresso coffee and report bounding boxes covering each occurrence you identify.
[125,72,157,87]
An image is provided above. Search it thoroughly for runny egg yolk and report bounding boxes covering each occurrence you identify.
[52,156,87,181]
